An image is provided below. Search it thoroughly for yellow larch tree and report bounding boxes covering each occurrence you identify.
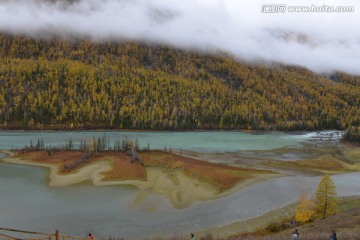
[315,174,337,219]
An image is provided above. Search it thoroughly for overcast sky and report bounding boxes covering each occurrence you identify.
[0,0,359,74]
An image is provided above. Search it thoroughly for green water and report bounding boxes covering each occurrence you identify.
[1,130,355,239]
[0,130,317,152]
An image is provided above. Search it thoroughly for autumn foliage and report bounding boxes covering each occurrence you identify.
[295,192,316,223]
[315,174,338,219]
[0,33,359,130]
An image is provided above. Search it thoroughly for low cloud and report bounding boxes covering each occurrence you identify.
[0,0,359,74]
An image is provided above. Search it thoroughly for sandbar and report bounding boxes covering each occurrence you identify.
[1,150,279,208]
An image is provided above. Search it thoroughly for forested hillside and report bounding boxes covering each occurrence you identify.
[0,33,359,130]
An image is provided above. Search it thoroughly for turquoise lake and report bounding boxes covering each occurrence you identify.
[0,130,358,239]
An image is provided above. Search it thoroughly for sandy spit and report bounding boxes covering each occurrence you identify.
[0,150,280,209]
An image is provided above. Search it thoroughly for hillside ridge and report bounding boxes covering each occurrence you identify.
[0,33,359,130]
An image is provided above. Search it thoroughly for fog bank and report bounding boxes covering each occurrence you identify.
[0,0,359,74]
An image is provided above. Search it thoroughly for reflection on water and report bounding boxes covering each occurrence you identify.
[0,131,313,152]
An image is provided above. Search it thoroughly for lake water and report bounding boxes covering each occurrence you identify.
[0,131,358,239]
[0,130,328,152]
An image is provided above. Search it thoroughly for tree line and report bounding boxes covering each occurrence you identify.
[341,126,360,144]
[17,135,144,170]
[19,136,143,153]
[0,33,359,130]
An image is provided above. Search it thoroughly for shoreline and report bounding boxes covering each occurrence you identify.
[0,128,344,134]
[196,203,296,239]
[0,150,280,209]
[195,195,360,239]
[1,149,360,239]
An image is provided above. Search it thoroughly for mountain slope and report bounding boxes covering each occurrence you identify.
[0,33,359,130]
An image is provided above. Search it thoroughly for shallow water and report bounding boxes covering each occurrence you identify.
[0,131,357,239]
[1,160,359,239]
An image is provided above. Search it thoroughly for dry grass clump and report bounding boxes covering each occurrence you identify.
[12,150,273,189]
[99,152,146,181]
[140,151,273,191]
[12,150,147,180]
[14,150,84,164]
[263,155,352,174]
